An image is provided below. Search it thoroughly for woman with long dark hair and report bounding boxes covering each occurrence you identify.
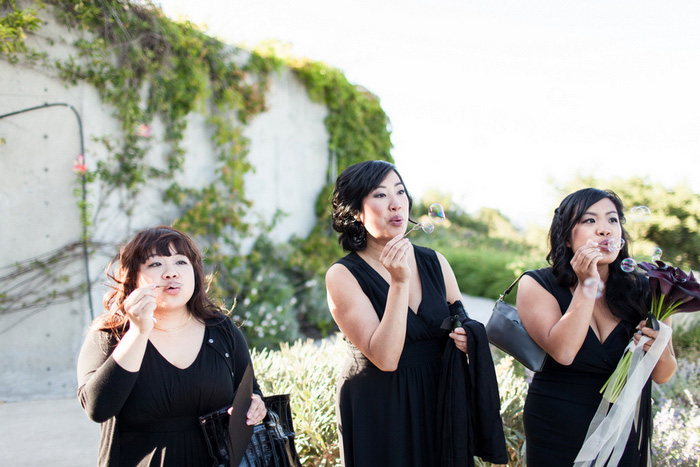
[77,226,266,466]
[517,188,677,465]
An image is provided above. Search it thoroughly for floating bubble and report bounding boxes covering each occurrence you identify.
[621,258,637,273]
[583,277,605,299]
[606,237,625,252]
[629,206,651,222]
[428,203,446,223]
[650,247,662,262]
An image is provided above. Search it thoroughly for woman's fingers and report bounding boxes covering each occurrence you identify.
[571,240,603,281]
[449,327,468,354]
[246,394,267,425]
[123,284,158,330]
[380,235,411,281]
[634,321,659,351]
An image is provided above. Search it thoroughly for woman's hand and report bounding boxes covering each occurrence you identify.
[246,394,267,426]
[122,284,158,334]
[449,327,468,354]
[379,235,411,284]
[571,239,603,287]
[634,320,663,352]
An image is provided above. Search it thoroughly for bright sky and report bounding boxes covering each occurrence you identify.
[157,0,700,228]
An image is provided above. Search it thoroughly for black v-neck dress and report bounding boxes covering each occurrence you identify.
[335,245,450,467]
[523,268,651,466]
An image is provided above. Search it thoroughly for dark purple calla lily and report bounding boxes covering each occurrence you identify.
[637,260,700,319]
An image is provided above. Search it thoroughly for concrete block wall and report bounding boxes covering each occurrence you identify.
[0,10,329,400]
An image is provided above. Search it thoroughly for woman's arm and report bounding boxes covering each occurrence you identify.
[76,329,141,423]
[517,275,599,365]
[518,241,604,365]
[77,285,159,422]
[326,236,411,372]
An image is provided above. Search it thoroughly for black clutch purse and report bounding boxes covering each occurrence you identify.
[485,273,547,372]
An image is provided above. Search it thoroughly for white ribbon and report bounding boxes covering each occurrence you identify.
[574,321,672,467]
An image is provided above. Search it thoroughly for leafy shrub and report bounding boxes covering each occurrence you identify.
[251,338,344,466]
[220,237,302,348]
[440,246,542,304]
[652,391,700,465]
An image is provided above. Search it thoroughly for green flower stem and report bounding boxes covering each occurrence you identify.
[601,349,633,403]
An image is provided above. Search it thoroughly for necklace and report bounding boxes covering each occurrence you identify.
[153,314,192,332]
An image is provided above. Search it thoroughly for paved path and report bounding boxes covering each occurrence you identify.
[0,295,495,466]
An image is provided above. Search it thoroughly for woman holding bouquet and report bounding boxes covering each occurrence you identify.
[517,188,677,466]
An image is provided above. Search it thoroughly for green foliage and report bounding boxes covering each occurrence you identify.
[558,177,700,270]
[3,1,390,343]
[0,0,44,63]
[439,246,543,303]
[652,357,700,465]
[291,59,393,169]
[210,236,301,349]
[252,338,344,466]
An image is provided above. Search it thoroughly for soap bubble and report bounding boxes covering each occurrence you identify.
[629,206,651,222]
[621,258,637,273]
[583,277,605,299]
[404,221,435,237]
[650,247,662,262]
[606,237,625,252]
[403,203,445,237]
[428,203,446,223]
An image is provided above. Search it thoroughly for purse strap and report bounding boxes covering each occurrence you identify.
[498,272,527,301]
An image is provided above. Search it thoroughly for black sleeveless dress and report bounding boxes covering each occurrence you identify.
[335,245,450,467]
[523,268,652,466]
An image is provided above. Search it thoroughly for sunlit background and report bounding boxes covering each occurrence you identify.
[157,0,700,228]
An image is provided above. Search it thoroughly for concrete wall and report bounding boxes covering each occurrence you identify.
[0,10,329,400]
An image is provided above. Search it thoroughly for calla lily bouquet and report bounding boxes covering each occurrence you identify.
[601,260,700,403]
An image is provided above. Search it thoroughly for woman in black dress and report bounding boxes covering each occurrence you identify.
[517,188,677,466]
[77,226,266,466]
[326,160,482,466]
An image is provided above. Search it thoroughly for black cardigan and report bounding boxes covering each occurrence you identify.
[76,316,261,467]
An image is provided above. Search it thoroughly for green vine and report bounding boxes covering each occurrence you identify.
[1,0,394,344]
[0,0,45,64]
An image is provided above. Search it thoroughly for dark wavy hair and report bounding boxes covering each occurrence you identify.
[95,226,224,336]
[331,160,413,252]
[547,188,648,324]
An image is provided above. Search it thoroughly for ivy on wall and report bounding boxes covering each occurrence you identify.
[1,0,394,345]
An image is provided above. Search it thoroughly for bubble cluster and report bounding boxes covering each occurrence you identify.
[629,206,651,222]
[621,258,637,273]
[651,247,662,262]
[404,203,445,237]
[583,277,605,299]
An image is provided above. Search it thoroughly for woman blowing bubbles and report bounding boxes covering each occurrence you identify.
[517,189,676,466]
[77,226,266,466]
[326,160,476,466]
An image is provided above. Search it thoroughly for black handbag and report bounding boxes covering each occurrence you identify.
[485,273,547,372]
[199,394,302,467]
